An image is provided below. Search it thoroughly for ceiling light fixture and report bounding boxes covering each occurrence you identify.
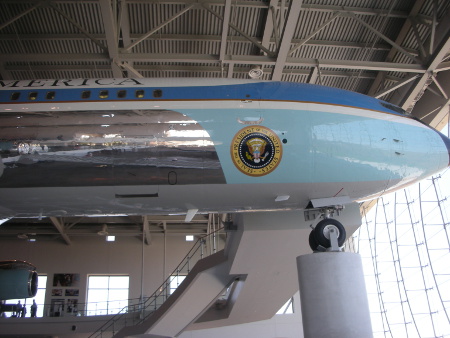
[97,224,109,236]
[249,66,263,79]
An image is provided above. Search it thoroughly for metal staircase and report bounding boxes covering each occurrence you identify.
[89,226,226,338]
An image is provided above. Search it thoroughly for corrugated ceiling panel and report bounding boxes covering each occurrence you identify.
[0,38,105,55]
[131,39,221,55]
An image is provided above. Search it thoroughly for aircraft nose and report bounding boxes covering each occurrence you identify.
[438,130,450,166]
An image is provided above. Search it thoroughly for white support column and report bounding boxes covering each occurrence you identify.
[297,252,373,338]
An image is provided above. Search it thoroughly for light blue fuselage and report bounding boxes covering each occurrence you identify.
[0,79,449,217]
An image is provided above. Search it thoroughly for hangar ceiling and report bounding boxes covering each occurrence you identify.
[0,0,450,243]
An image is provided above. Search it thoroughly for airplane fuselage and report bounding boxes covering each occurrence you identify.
[0,79,449,218]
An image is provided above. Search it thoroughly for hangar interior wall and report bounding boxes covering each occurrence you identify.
[0,233,304,338]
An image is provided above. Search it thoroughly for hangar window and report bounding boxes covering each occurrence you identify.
[169,275,186,294]
[153,89,162,98]
[81,91,91,99]
[86,275,129,316]
[117,90,127,99]
[135,89,145,98]
[46,91,56,100]
[10,92,20,100]
[276,297,294,314]
[28,92,38,100]
[99,90,109,99]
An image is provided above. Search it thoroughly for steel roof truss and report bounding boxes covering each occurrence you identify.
[219,0,232,62]
[402,33,450,111]
[271,0,303,81]
[261,0,280,52]
[47,2,108,53]
[367,0,427,97]
[202,4,274,58]
[342,11,421,65]
[288,11,340,57]
[409,16,429,62]
[0,0,45,31]
[49,217,72,246]
[99,0,122,77]
[124,3,197,52]
[374,75,420,99]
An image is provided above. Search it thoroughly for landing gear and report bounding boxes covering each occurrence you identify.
[314,218,346,248]
[308,208,347,252]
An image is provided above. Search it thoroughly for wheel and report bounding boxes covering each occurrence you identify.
[309,230,320,251]
[313,218,346,248]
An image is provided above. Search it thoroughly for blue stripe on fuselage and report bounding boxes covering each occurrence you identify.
[0,81,406,116]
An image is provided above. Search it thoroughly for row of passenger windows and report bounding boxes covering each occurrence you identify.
[9,89,163,101]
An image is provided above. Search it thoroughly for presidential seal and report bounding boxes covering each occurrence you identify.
[230,126,282,176]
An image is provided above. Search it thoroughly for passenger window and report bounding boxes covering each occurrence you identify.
[46,91,56,100]
[153,89,163,98]
[81,91,91,99]
[28,92,38,100]
[117,90,127,99]
[135,90,144,98]
[10,92,20,100]
[99,90,109,99]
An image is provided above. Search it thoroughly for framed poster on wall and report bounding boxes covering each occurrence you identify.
[53,273,80,287]
[50,299,65,317]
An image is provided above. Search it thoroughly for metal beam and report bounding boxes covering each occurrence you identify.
[288,11,340,56]
[124,4,197,51]
[409,15,428,61]
[373,75,420,99]
[367,0,426,97]
[0,1,45,31]
[261,0,280,51]
[143,216,152,245]
[219,0,232,62]
[0,33,403,52]
[49,217,72,245]
[402,33,450,112]
[307,66,319,84]
[428,99,450,130]
[202,4,274,57]
[342,11,421,64]
[0,53,429,74]
[99,0,122,77]
[47,2,108,52]
[0,62,12,80]
[6,62,396,80]
[271,0,303,81]
[119,61,144,78]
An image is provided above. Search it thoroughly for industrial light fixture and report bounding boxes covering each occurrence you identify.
[97,224,109,236]
[185,235,194,242]
[106,235,115,242]
[248,66,264,79]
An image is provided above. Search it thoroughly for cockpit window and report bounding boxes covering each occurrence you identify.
[379,101,407,115]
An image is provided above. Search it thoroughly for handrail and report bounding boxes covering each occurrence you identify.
[88,226,226,338]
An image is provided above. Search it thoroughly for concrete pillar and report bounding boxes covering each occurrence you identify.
[297,252,373,338]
